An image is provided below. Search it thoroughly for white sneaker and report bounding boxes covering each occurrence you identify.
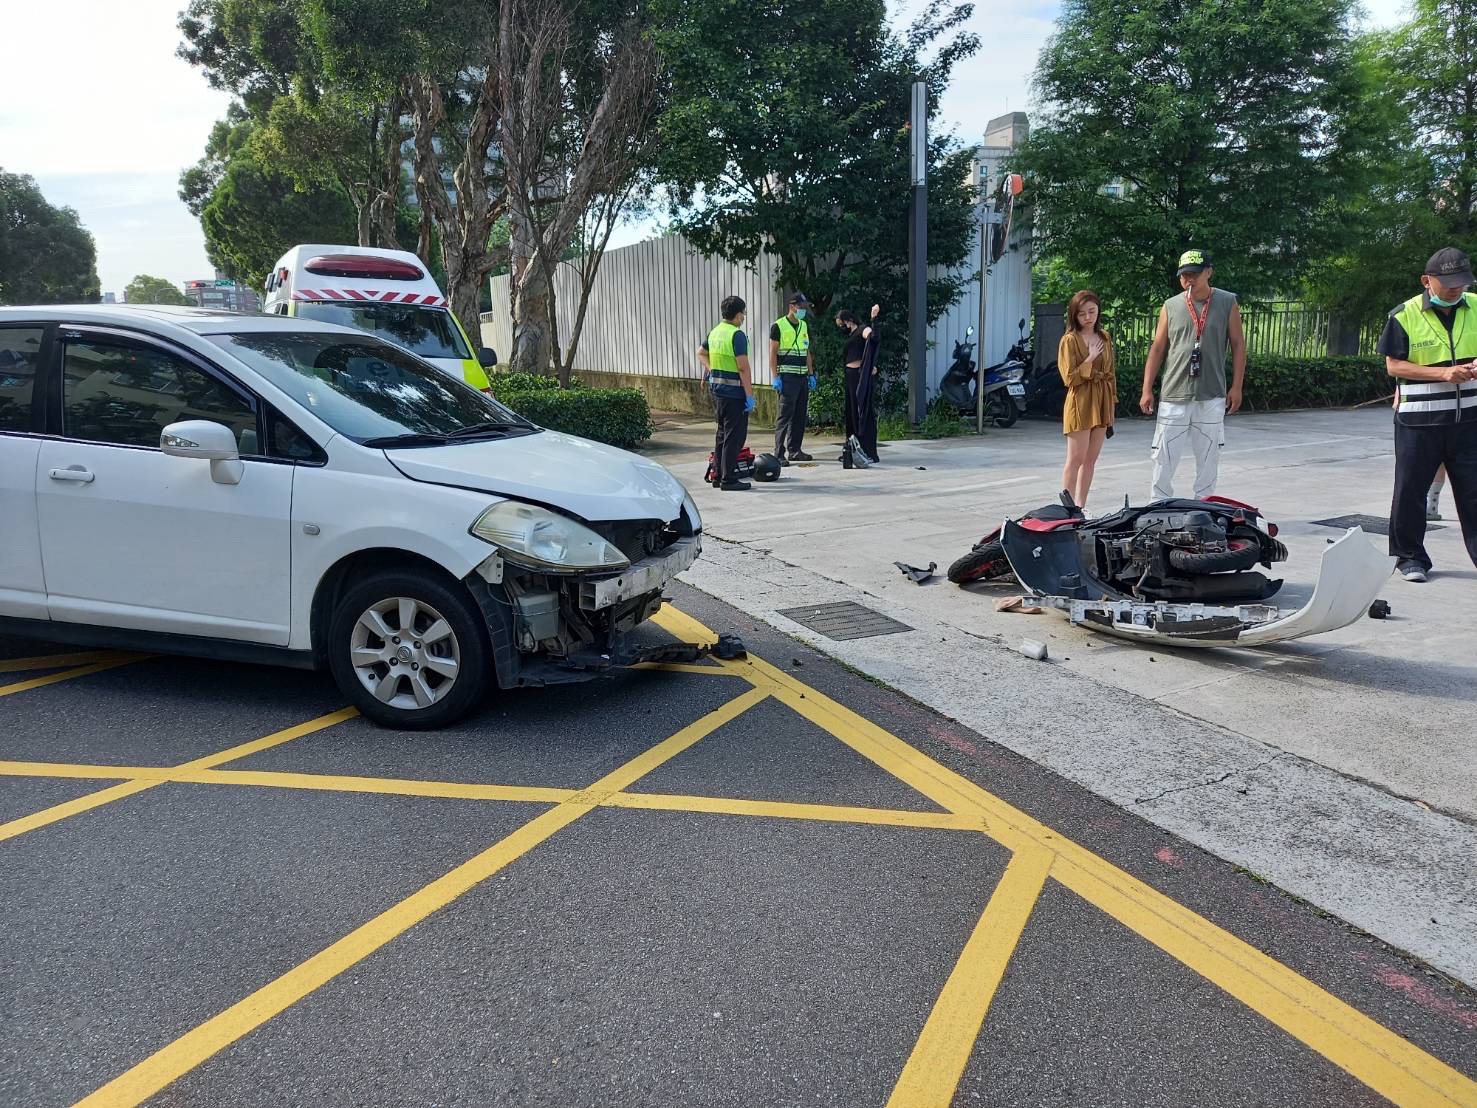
[1399,563,1428,583]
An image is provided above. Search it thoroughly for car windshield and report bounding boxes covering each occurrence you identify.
[293,301,473,361]
[203,331,533,445]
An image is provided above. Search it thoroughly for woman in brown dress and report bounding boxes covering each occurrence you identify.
[1057,289,1117,510]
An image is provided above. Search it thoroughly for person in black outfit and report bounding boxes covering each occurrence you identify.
[837,303,881,464]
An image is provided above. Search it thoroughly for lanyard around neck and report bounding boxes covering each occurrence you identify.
[1185,289,1213,341]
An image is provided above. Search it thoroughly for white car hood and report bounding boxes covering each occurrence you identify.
[385,429,687,523]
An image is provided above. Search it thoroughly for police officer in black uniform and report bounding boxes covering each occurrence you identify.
[1376,247,1477,581]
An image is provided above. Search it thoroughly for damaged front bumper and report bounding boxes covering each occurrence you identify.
[469,536,707,686]
[1024,528,1394,648]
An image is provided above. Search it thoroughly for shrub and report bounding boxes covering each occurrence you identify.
[918,394,966,438]
[492,385,653,450]
[1113,354,1388,415]
[486,370,579,391]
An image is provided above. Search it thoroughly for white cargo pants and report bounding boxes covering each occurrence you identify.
[1150,398,1226,500]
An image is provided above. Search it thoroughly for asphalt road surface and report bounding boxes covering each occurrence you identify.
[1,582,1474,1107]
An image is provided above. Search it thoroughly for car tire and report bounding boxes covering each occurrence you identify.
[327,570,491,729]
[948,541,1011,585]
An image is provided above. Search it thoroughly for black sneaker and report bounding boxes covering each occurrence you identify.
[777,453,790,467]
[789,451,814,462]
[719,480,752,491]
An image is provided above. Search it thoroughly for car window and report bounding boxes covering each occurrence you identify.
[61,337,256,450]
[204,331,529,444]
[0,327,44,433]
[293,302,473,361]
[267,407,326,463]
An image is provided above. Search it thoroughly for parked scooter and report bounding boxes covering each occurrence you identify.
[937,325,1027,428]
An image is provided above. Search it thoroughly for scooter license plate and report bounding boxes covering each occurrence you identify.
[1006,383,1025,396]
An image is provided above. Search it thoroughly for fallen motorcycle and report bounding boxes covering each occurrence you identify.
[949,492,1287,600]
[948,493,1393,647]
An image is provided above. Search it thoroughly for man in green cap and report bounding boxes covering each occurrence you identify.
[1140,249,1247,500]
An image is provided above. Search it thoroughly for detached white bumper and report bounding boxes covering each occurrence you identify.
[1041,528,1394,648]
[577,537,701,611]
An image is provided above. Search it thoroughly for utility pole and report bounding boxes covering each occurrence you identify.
[908,80,928,425]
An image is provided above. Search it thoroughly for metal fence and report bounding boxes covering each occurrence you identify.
[1101,300,1378,368]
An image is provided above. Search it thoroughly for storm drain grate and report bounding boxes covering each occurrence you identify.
[1311,513,1442,536]
[777,601,913,641]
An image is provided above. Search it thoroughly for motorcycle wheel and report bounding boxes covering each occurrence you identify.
[947,541,1012,585]
[1167,537,1261,574]
[986,393,1018,429]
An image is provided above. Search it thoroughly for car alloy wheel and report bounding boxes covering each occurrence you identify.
[349,596,462,709]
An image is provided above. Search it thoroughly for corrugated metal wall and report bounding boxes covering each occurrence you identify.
[486,236,785,385]
[485,155,1033,397]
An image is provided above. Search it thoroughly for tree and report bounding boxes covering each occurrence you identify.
[1019,0,1378,307]
[179,0,409,250]
[648,0,981,393]
[124,275,191,305]
[499,0,659,378]
[1305,0,1477,325]
[0,171,100,305]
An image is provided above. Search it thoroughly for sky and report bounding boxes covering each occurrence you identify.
[2,0,1411,298]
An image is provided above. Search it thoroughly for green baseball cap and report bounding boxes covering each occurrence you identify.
[1176,249,1211,276]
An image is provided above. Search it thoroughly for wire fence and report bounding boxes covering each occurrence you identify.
[1100,301,1380,369]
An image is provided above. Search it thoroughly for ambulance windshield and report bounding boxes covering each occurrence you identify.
[295,301,473,362]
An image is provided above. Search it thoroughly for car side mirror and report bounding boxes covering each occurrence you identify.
[161,420,243,485]
[478,346,499,368]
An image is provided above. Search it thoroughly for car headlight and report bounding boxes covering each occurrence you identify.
[681,487,703,534]
[470,502,630,571]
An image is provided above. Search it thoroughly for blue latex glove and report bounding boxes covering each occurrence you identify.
[808,374,817,391]
[744,394,756,413]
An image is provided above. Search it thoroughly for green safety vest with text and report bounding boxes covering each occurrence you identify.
[706,320,742,389]
[1392,292,1477,425]
[774,316,810,373]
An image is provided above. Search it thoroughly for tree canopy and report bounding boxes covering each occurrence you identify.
[1019,0,1379,307]
[124,275,192,306]
[1305,0,1477,322]
[0,171,100,305]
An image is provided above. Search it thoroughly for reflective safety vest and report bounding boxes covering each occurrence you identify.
[774,316,810,374]
[706,320,743,392]
[1392,292,1477,426]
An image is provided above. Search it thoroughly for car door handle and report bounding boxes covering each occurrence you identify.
[48,466,95,484]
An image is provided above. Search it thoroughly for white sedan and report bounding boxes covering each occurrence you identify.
[0,306,701,728]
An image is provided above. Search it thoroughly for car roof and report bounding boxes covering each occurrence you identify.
[0,304,358,337]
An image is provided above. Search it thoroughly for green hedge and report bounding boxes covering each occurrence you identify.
[491,385,653,450]
[1114,354,1389,415]
[486,371,581,391]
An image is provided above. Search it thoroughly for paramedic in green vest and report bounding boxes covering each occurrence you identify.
[698,295,757,491]
[1377,247,1477,582]
[770,292,817,463]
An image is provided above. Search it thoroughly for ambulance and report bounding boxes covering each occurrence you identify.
[263,244,497,390]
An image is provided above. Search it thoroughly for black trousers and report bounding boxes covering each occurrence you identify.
[1389,418,1477,570]
[712,392,749,484]
[774,374,808,456]
[845,365,878,461]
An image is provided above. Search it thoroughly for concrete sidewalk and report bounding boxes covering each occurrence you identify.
[654,407,1477,985]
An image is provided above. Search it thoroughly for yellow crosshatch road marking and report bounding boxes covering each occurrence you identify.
[652,606,1477,1108]
[0,654,143,698]
[0,708,359,845]
[0,607,1468,1106]
[887,846,1055,1108]
[73,686,770,1108]
[0,649,136,675]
